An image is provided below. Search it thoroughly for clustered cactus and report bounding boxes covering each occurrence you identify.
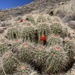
[0,14,75,75]
[16,42,69,74]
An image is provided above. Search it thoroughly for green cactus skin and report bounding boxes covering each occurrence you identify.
[7,28,21,40]
[47,34,63,47]
[50,23,62,35]
[44,45,69,74]
[0,43,8,56]
[22,26,34,42]
[26,15,35,24]
[37,15,46,23]
[11,40,22,53]
[63,38,75,61]
[13,62,40,75]
[50,23,69,38]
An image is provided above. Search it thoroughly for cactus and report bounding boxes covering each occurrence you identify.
[17,42,49,71]
[0,51,19,74]
[17,43,69,74]
[13,62,40,75]
[47,34,63,47]
[7,28,21,40]
[22,26,34,42]
[37,23,50,43]
[44,45,69,74]
[37,15,46,23]
[61,27,69,38]
[63,38,75,61]
[26,15,35,24]
[50,23,62,35]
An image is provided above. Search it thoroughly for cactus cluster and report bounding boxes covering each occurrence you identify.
[0,14,75,75]
[16,42,69,74]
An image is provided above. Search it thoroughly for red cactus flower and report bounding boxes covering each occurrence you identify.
[40,36,47,41]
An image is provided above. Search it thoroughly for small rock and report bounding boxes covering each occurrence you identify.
[68,21,75,29]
